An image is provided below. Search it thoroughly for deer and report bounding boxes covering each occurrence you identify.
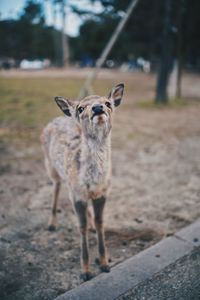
[41,83,124,281]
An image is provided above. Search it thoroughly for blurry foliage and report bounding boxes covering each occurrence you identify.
[20,0,45,24]
[70,0,200,67]
[71,0,164,62]
[0,19,56,60]
[0,0,200,68]
[0,1,55,61]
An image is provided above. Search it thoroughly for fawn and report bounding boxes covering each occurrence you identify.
[41,83,124,281]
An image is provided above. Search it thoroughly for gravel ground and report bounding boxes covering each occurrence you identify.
[0,70,200,300]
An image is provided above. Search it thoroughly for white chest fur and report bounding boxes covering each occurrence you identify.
[79,137,111,195]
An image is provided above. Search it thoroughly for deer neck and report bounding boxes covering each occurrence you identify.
[80,133,111,188]
[81,133,111,164]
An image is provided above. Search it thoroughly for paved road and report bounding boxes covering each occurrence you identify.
[118,246,200,300]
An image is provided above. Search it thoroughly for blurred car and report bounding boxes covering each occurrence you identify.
[0,57,16,69]
[80,55,95,67]
[137,57,151,73]
[120,57,151,73]
[20,59,50,70]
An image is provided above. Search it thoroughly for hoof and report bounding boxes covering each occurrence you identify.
[48,224,57,231]
[80,272,94,282]
[100,265,110,273]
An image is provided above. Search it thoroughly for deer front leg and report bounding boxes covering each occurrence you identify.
[74,200,93,281]
[92,196,110,273]
[48,181,61,231]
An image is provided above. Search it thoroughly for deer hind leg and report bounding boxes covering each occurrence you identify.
[45,158,61,231]
[92,196,110,273]
[48,180,61,231]
[74,200,93,281]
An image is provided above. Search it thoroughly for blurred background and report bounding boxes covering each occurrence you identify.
[1,1,200,299]
[0,0,200,71]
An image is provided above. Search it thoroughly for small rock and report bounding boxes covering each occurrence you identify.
[122,241,127,246]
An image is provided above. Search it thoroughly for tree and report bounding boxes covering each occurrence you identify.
[0,1,55,61]
[20,0,45,25]
[50,0,70,67]
[176,0,186,98]
[73,0,164,63]
[1,0,200,72]
[60,0,70,66]
[155,0,173,104]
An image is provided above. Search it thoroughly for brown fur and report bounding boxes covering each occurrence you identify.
[41,83,124,280]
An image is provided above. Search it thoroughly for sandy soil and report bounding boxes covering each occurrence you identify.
[1,70,200,300]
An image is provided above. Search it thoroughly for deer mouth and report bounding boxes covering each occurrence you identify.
[91,111,107,121]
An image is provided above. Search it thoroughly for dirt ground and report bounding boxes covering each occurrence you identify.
[1,70,200,300]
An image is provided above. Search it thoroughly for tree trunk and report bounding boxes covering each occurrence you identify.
[61,0,70,67]
[155,0,173,104]
[176,0,185,99]
[51,3,61,66]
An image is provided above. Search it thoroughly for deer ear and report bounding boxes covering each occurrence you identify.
[54,97,75,117]
[108,83,124,107]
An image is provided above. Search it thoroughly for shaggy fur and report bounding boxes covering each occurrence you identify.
[41,83,124,280]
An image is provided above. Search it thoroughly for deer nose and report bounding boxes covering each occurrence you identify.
[92,104,103,115]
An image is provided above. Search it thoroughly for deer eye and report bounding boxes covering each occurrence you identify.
[105,101,111,108]
[78,106,84,114]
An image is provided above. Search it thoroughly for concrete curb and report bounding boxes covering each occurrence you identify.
[55,219,200,300]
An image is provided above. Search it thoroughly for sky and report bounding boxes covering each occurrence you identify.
[0,0,103,37]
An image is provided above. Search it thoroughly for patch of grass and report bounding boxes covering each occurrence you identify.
[0,77,116,128]
[0,77,83,128]
[138,97,187,109]
[0,76,116,147]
